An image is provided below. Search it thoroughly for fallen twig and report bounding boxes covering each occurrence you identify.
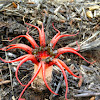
[74,92,100,97]
[0,80,11,85]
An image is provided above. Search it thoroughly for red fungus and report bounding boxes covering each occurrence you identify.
[0,23,95,100]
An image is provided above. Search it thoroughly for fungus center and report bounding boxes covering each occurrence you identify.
[32,45,57,63]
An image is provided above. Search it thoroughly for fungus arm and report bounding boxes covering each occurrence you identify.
[15,55,38,87]
[57,59,81,78]
[40,23,46,46]
[55,48,95,64]
[52,59,68,100]
[63,41,80,52]
[0,54,30,63]
[51,32,79,49]
[50,23,60,44]
[0,44,33,54]
[42,61,58,95]
[26,23,46,47]
[9,35,39,49]
[18,62,42,100]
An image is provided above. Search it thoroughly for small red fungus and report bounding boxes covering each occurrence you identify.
[0,22,95,100]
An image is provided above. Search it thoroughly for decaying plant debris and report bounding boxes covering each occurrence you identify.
[0,0,100,100]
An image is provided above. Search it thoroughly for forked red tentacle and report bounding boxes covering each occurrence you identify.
[75,41,80,51]
[42,61,58,95]
[25,23,46,47]
[25,23,41,33]
[25,27,40,48]
[57,59,81,78]
[15,55,38,87]
[61,47,78,52]
[24,26,39,48]
[64,41,80,52]
[51,32,79,49]
[55,48,94,64]
[18,62,42,100]
[1,44,33,54]
[52,59,68,100]
[0,54,30,63]
[40,23,46,47]
[9,35,39,49]
[50,23,60,44]
[26,27,29,36]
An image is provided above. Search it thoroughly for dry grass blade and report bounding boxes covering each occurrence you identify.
[0,80,11,85]
[5,51,15,98]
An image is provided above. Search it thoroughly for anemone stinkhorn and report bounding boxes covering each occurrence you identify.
[0,22,95,100]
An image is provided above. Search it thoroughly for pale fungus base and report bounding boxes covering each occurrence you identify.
[31,64,53,91]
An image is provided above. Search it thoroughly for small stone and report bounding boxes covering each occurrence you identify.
[86,11,93,18]
[37,20,42,25]
[66,59,71,63]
